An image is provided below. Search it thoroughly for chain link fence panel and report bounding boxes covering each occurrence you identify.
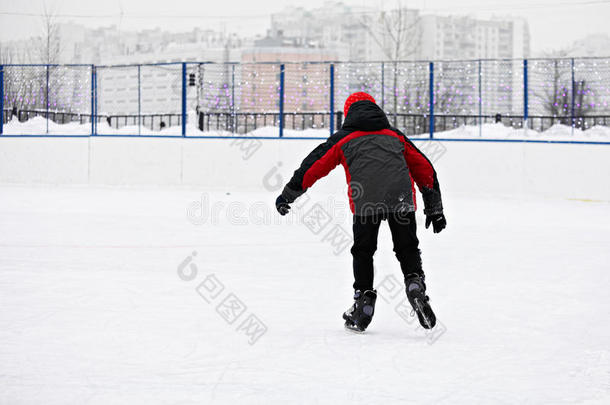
[2,65,92,134]
[3,58,610,137]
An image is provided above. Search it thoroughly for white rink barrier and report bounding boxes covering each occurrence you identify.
[0,137,609,201]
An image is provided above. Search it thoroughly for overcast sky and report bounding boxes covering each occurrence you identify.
[1,0,609,54]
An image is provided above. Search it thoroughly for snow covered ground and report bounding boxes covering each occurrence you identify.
[1,185,609,404]
[3,115,610,141]
[414,122,610,142]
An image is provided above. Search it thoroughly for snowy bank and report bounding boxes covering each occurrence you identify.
[3,116,610,141]
[415,122,610,142]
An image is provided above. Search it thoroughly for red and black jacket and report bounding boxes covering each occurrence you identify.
[281,100,443,216]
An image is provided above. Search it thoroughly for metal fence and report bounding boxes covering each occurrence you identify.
[1,58,610,138]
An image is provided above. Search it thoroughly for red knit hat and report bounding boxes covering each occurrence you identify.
[344,92,376,117]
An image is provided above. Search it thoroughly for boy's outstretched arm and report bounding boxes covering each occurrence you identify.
[393,128,446,233]
[275,135,343,215]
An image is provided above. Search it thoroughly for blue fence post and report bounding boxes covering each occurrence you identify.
[329,63,335,136]
[137,65,141,136]
[181,62,187,137]
[381,62,385,110]
[231,64,236,133]
[478,59,482,137]
[523,59,529,128]
[95,66,98,135]
[46,64,50,134]
[0,65,3,135]
[279,64,285,138]
[571,57,576,131]
[429,62,434,139]
[96,67,99,135]
[91,65,95,135]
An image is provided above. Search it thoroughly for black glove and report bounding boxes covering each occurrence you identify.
[425,213,446,233]
[275,195,291,216]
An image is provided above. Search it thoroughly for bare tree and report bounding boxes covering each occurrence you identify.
[0,44,13,65]
[359,1,421,124]
[531,59,596,128]
[359,1,421,62]
[0,45,14,122]
[0,43,41,115]
[38,3,62,65]
[36,3,72,119]
[3,3,75,126]
[400,83,427,134]
[434,87,465,114]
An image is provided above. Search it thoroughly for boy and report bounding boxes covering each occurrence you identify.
[275,92,446,332]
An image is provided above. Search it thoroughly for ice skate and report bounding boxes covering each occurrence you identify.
[343,289,377,332]
[405,274,436,329]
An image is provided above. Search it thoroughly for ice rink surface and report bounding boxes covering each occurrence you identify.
[1,185,609,404]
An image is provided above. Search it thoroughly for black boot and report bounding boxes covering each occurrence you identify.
[405,274,436,329]
[343,289,377,332]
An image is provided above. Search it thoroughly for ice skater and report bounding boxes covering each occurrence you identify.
[275,92,446,332]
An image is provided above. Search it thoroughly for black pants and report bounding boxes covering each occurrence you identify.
[351,211,423,291]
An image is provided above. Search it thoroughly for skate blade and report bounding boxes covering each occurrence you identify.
[344,322,365,333]
[414,298,436,329]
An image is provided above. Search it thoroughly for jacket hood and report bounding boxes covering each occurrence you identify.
[341,100,390,132]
